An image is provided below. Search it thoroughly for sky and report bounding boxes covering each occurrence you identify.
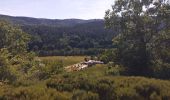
[0,0,114,19]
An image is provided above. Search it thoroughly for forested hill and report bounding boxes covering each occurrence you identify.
[0,14,103,27]
[0,14,115,56]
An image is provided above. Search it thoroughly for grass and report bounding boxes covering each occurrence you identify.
[39,56,108,79]
[39,56,87,67]
[69,64,108,78]
[39,55,108,76]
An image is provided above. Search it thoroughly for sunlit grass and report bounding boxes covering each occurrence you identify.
[39,56,87,67]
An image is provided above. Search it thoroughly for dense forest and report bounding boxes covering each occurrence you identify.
[0,0,170,100]
[0,15,115,56]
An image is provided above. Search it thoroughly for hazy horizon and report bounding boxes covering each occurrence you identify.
[0,14,104,20]
[0,0,113,20]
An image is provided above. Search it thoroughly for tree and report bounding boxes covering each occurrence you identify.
[0,20,38,82]
[0,20,30,55]
[105,0,170,77]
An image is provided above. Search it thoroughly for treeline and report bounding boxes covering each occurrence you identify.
[0,15,116,56]
[22,21,115,56]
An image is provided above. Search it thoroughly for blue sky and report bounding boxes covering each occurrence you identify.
[0,0,113,19]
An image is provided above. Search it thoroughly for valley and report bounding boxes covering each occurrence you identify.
[0,0,170,99]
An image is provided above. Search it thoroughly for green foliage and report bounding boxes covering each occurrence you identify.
[72,90,99,100]
[0,48,16,82]
[47,75,170,100]
[0,20,30,55]
[1,51,170,100]
[0,21,44,82]
[150,30,170,79]
[0,85,69,100]
[43,59,64,75]
[105,0,170,78]
[99,49,116,64]
[106,64,126,76]
[20,21,115,56]
[1,2,170,99]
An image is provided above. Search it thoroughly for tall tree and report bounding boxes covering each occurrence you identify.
[105,0,170,77]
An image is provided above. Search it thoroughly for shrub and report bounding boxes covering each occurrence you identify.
[47,76,170,100]
[72,90,99,100]
[0,85,69,100]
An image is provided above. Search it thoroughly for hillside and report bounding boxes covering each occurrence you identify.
[0,14,115,56]
[0,14,103,27]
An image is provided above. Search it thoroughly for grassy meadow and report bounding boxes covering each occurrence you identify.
[1,56,170,99]
[39,56,108,78]
[39,56,86,67]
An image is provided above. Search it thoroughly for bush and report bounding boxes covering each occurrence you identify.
[0,48,17,82]
[0,85,69,100]
[72,90,99,100]
[47,76,170,100]
[99,49,116,64]
[106,64,126,76]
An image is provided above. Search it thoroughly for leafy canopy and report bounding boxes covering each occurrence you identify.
[105,0,170,77]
